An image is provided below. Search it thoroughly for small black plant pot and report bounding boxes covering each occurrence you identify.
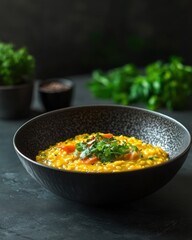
[38,79,74,111]
[0,82,34,119]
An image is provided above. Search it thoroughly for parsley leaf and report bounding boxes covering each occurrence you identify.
[75,133,138,163]
[88,57,192,110]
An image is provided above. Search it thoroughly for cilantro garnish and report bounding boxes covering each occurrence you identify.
[148,156,158,160]
[75,133,138,163]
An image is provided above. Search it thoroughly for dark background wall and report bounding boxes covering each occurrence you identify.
[0,0,191,78]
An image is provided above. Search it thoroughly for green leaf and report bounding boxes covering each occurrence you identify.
[0,42,35,86]
[75,133,138,163]
[87,56,192,110]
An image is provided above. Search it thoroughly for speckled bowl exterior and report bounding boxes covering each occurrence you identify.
[13,105,191,205]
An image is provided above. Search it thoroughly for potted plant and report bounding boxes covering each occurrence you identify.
[0,42,35,119]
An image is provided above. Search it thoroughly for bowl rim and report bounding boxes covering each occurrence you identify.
[38,78,74,88]
[13,104,192,175]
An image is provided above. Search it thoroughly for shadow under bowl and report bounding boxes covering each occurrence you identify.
[13,105,191,205]
[38,78,74,111]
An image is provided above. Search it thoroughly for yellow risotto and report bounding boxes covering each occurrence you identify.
[36,132,169,173]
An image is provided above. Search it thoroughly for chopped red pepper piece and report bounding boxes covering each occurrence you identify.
[103,133,113,139]
[60,145,76,153]
[83,156,98,164]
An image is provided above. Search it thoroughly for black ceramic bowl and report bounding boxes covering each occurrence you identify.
[38,78,74,111]
[13,105,191,205]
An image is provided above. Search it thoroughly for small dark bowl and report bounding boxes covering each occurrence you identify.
[13,105,191,205]
[38,79,74,111]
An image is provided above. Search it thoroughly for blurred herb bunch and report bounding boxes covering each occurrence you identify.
[88,57,192,110]
[0,42,35,86]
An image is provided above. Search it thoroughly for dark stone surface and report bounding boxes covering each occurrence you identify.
[1,76,192,239]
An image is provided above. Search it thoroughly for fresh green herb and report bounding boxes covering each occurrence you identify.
[88,57,192,110]
[75,133,138,163]
[148,156,158,160]
[0,42,35,86]
[88,64,138,105]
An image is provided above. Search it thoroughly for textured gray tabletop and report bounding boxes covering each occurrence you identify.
[0,76,192,240]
